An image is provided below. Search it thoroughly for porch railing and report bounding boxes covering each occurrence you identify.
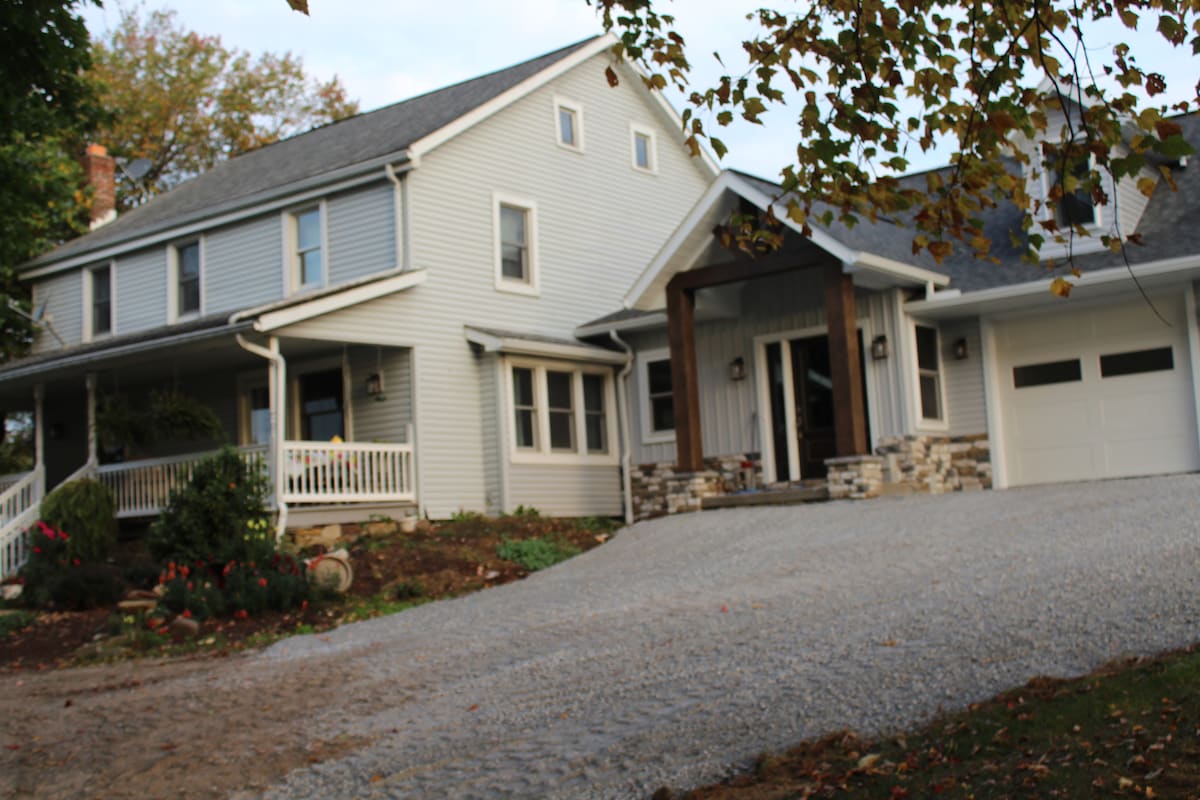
[0,467,43,581]
[281,440,415,503]
[0,471,29,495]
[97,445,268,519]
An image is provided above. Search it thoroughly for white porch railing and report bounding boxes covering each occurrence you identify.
[0,467,44,581]
[97,445,269,519]
[282,440,415,503]
[0,471,29,495]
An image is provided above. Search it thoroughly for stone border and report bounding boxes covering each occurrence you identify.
[630,454,761,520]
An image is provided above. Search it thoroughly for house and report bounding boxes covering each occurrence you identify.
[576,105,1200,518]
[0,35,719,576]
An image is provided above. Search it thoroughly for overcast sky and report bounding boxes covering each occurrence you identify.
[82,1,1196,182]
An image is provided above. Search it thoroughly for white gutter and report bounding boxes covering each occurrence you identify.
[575,312,668,338]
[463,327,629,365]
[608,331,636,525]
[235,333,288,542]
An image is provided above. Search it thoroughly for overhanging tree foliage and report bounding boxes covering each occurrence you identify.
[585,0,1197,284]
[89,6,360,209]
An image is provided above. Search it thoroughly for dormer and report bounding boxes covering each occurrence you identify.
[1012,77,1162,262]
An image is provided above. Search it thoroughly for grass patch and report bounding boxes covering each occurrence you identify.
[496,537,580,572]
[0,611,34,638]
[674,645,1200,799]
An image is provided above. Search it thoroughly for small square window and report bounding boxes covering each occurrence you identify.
[554,97,583,152]
[631,124,657,172]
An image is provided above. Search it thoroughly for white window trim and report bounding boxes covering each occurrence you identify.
[637,347,675,444]
[289,354,352,442]
[492,192,540,297]
[504,356,618,465]
[1030,151,1109,260]
[281,200,329,295]
[553,96,585,153]
[630,122,658,174]
[82,261,116,343]
[167,236,205,324]
[911,322,950,431]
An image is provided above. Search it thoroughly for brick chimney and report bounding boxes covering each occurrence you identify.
[81,144,117,230]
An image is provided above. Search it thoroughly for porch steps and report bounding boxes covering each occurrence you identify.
[285,501,418,529]
[701,485,828,510]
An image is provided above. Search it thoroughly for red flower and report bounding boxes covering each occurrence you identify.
[146,617,162,629]
[58,532,68,541]
[32,546,41,554]
[234,609,248,620]
[181,609,192,619]
[258,577,268,588]
[72,558,80,566]
[180,565,190,578]
[186,582,194,591]
[300,600,308,611]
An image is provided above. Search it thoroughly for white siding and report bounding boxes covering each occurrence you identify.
[116,247,167,334]
[940,317,988,437]
[30,269,83,354]
[348,345,412,442]
[328,183,397,285]
[205,215,283,314]
[507,464,622,517]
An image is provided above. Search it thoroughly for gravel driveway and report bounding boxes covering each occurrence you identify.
[252,473,1200,799]
[3,475,1198,800]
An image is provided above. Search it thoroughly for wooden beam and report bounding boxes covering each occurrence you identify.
[666,248,827,293]
[824,264,868,456]
[666,283,704,472]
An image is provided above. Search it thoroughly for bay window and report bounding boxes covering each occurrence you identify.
[508,360,615,461]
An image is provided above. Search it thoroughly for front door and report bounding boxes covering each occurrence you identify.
[763,331,869,483]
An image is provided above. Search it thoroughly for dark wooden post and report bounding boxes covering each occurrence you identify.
[823,263,868,456]
[666,279,704,471]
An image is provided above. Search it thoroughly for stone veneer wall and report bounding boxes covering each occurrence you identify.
[875,434,992,493]
[630,454,761,520]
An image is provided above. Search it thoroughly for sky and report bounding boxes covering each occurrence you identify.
[81,1,1198,182]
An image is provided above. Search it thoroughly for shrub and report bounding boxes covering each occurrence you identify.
[496,537,580,572]
[19,521,124,609]
[47,563,124,611]
[158,554,309,620]
[391,578,424,600]
[147,446,273,565]
[39,479,117,564]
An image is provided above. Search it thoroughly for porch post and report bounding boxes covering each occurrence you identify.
[666,278,704,472]
[269,336,287,506]
[33,383,45,494]
[824,263,868,456]
[85,372,98,467]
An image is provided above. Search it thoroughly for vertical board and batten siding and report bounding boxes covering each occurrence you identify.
[623,271,909,465]
[327,184,397,285]
[29,270,83,354]
[115,247,167,335]
[203,215,283,315]
[507,464,623,517]
[392,53,711,517]
[939,316,988,437]
[347,346,412,442]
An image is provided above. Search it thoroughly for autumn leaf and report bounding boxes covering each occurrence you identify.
[605,66,619,88]
[285,0,309,13]
[1050,277,1073,298]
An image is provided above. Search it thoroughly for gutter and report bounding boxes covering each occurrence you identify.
[235,334,289,543]
[609,331,636,525]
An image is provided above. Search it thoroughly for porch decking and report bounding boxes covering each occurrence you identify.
[0,437,415,580]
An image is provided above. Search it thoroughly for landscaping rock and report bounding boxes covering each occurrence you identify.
[292,524,343,550]
[117,599,158,613]
[167,616,200,640]
[124,589,160,601]
[364,520,399,538]
[0,584,22,601]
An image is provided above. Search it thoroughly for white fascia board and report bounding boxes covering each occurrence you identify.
[574,312,668,338]
[847,251,952,289]
[408,36,616,159]
[22,158,416,280]
[254,269,428,332]
[464,327,628,365]
[904,254,1200,319]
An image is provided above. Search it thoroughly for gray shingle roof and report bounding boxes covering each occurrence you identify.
[26,37,601,270]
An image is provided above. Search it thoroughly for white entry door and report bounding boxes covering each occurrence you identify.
[993,293,1200,486]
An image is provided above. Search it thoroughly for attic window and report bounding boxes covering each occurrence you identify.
[631,123,657,172]
[1053,158,1097,227]
[555,97,583,152]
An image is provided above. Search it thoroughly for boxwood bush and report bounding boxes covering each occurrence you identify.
[39,478,117,564]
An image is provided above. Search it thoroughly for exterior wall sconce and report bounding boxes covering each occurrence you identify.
[365,372,386,400]
[870,335,889,360]
[953,338,969,360]
[729,356,747,381]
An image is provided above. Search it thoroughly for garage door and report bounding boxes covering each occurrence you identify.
[994,293,1200,486]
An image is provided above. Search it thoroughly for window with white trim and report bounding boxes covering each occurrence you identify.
[171,240,202,320]
[914,324,944,422]
[554,97,583,151]
[493,193,539,295]
[289,205,324,291]
[630,123,657,172]
[508,360,615,461]
[637,348,675,443]
[85,264,113,339]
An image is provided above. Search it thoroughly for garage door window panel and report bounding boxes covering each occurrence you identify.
[1013,359,1083,389]
[1099,347,1174,378]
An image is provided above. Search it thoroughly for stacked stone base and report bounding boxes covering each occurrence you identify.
[631,454,761,520]
[825,455,884,499]
[874,434,992,493]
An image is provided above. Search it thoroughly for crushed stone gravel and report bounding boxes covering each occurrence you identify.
[239,473,1200,799]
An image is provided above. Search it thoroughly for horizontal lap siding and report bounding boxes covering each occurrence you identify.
[204,216,282,315]
[941,317,987,436]
[349,346,411,442]
[30,270,83,354]
[116,247,166,334]
[507,463,622,517]
[479,353,503,516]
[328,184,396,285]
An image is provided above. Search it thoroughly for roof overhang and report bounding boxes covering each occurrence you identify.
[249,269,427,332]
[464,326,629,365]
[623,171,950,311]
[904,254,1200,319]
[575,311,668,338]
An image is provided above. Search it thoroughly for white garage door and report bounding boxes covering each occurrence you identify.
[994,293,1200,486]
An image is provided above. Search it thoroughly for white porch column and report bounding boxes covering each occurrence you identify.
[85,372,98,467]
[269,336,287,505]
[33,383,45,495]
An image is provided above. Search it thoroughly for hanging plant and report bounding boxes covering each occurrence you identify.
[96,390,224,453]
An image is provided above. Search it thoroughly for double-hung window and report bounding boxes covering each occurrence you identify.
[86,264,113,339]
[914,324,945,423]
[290,206,324,291]
[172,240,202,319]
[508,360,614,461]
[638,348,675,442]
[493,193,538,294]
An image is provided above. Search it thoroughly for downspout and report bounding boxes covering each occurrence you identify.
[609,331,636,525]
[236,333,289,542]
[384,161,413,272]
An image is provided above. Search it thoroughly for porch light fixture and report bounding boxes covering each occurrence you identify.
[953,338,969,360]
[870,335,889,360]
[729,356,746,381]
[365,372,385,400]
